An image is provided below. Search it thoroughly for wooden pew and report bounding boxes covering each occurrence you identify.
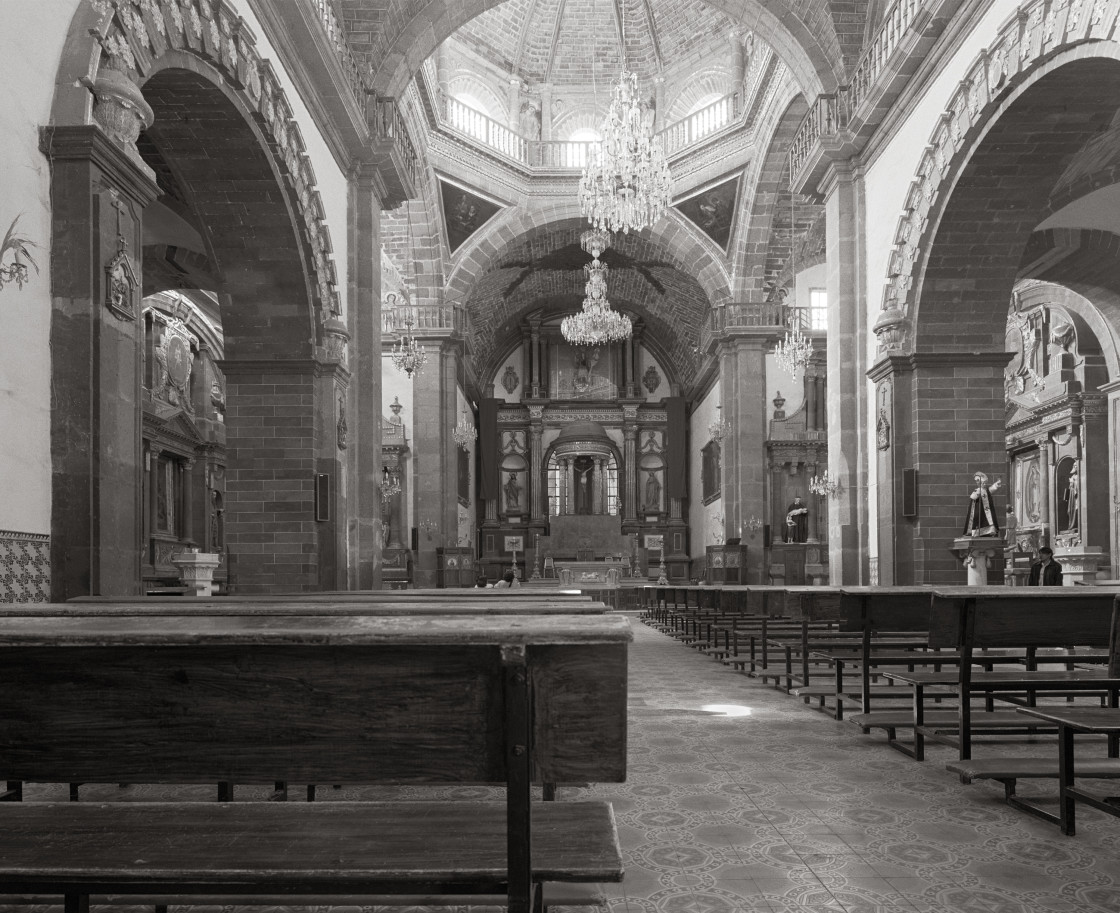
[873,588,1120,762]
[947,597,1120,834]
[787,587,936,718]
[0,613,630,913]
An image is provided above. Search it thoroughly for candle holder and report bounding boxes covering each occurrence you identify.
[656,546,668,586]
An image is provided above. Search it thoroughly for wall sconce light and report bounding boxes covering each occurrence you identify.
[420,517,439,540]
[379,466,401,503]
[745,516,763,537]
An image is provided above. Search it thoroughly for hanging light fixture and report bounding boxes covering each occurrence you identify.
[773,178,813,377]
[390,313,427,378]
[452,408,476,451]
[562,229,632,345]
[380,465,402,502]
[708,404,730,443]
[809,470,840,498]
[577,3,671,234]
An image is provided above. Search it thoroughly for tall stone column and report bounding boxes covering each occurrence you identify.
[562,457,571,514]
[729,30,745,87]
[348,168,384,588]
[593,457,604,514]
[721,335,769,584]
[410,341,460,586]
[824,164,869,584]
[41,114,159,598]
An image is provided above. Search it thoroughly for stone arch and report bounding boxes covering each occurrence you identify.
[870,3,1120,584]
[729,94,809,301]
[875,4,1120,356]
[60,0,343,351]
[367,0,837,100]
[447,204,733,311]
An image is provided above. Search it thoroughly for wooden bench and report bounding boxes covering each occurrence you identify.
[0,612,630,913]
[864,588,1120,762]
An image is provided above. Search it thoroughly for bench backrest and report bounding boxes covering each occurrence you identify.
[6,599,607,617]
[928,588,1120,651]
[837,587,934,633]
[68,590,593,603]
[0,613,631,788]
[783,587,843,623]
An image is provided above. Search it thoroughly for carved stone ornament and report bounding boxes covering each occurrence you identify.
[872,309,911,354]
[322,311,350,368]
[642,364,661,394]
[82,60,154,148]
[502,365,520,395]
[105,190,139,321]
[337,392,349,450]
[876,409,891,451]
[105,247,139,321]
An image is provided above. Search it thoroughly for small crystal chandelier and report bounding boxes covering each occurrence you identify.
[773,324,814,377]
[809,470,840,498]
[380,466,402,502]
[390,314,427,378]
[708,404,730,443]
[562,229,632,345]
[452,408,476,451]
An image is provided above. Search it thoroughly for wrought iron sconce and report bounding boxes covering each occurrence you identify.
[420,517,439,540]
[745,516,763,538]
[809,470,841,499]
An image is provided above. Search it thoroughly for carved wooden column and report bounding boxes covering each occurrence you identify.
[529,405,544,521]
[1037,433,1052,546]
[561,457,571,514]
[623,421,638,521]
[592,457,604,514]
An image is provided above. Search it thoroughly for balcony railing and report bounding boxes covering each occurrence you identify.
[310,0,370,100]
[789,0,926,179]
[660,93,741,156]
[382,303,469,337]
[372,97,422,196]
[699,302,811,352]
[436,79,746,169]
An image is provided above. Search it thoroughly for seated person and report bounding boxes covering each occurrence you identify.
[475,575,490,588]
[494,569,520,588]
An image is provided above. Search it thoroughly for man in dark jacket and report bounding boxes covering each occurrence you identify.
[1027,546,1063,586]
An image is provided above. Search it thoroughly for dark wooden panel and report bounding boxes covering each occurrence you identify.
[0,801,623,889]
[970,597,1114,648]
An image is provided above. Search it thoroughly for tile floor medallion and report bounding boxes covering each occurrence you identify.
[4,612,1120,912]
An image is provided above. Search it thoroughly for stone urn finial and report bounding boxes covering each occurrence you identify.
[82,57,154,149]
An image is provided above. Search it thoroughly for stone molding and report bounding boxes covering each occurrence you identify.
[876,0,1120,355]
[86,0,345,354]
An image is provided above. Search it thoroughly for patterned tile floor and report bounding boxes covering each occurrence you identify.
[5,613,1120,913]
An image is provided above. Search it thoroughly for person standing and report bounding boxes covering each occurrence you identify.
[1027,546,1063,586]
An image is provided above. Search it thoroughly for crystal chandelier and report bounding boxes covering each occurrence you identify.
[390,314,427,378]
[809,470,840,498]
[452,408,476,451]
[708,404,730,443]
[579,69,672,234]
[380,466,402,503]
[562,229,632,345]
[773,324,813,377]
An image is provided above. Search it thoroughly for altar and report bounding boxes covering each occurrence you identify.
[557,560,625,588]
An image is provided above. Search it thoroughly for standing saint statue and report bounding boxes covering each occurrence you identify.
[504,471,521,510]
[963,472,1002,537]
[1062,464,1079,531]
[644,471,661,512]
[785,496,809,543]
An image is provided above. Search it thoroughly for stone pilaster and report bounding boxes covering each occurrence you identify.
[41,124,159,599]
[823,164,869,584]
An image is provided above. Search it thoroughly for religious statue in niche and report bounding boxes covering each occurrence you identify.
[876,410,891,451]
[785,496,809,543]
[1059,460,1079,532]
[575,458,594,514]
[644,470,662,512]
[104,190,139,321]
[504,471,522,511]
[963,471,1002,537]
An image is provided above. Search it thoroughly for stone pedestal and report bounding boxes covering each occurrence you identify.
[1053,546,1106,586]
[951,537,1005,586]
[171,549,221,596]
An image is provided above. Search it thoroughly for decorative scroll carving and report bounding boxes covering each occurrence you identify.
[502,365,520,395]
